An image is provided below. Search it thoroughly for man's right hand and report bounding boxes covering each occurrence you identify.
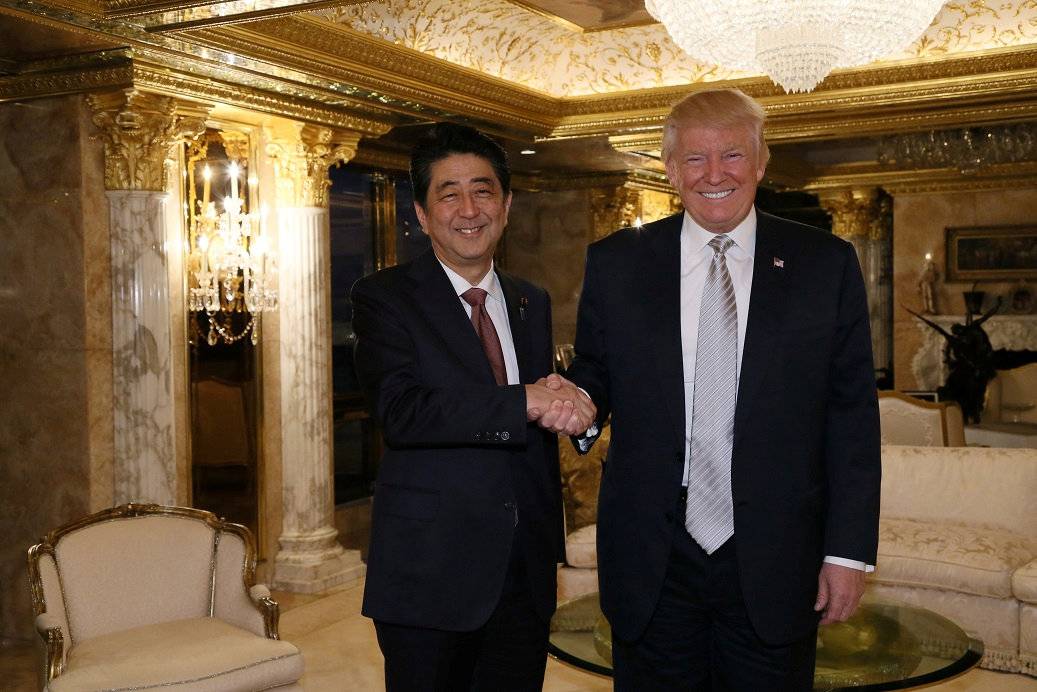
[525,374,596,436]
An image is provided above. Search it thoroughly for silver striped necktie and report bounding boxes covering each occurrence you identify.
[685,234,737,554]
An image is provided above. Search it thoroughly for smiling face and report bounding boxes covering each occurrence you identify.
[665,124,767,234]
[415,153,512,284]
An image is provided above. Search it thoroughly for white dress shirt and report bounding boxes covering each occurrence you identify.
[438,259,520,386]
[678,209,871,573]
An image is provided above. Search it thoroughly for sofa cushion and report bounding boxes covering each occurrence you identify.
[1015,560,1037,604]
[49,617,303,692]
[565,524,597,568]
[874,518,1036,599]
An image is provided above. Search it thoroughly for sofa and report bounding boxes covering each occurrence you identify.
[556,443,1037,675]
[870,445,1037,674]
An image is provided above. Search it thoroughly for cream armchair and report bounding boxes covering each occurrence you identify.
[27,503,303,691]
[984,363,1037,424]
[878,390,965,446]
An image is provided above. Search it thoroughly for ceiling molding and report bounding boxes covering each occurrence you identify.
[185,16,564,136]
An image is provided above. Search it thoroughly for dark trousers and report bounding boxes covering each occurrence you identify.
[374,537,549,692]
[612,498,817,691]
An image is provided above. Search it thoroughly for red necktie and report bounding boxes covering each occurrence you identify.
[461,288,507,385]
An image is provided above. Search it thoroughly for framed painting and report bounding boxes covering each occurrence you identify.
[946,225,1037,281]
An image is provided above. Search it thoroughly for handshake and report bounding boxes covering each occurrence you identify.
[524,373,597,437]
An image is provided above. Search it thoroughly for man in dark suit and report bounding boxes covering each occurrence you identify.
[351,123,595,691]
[564,89,881,690]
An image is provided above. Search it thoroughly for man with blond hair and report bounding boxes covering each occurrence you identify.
[564,88,881,689]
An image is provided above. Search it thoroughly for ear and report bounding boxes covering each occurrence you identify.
[502,191,513,225]
[414,201,429,235]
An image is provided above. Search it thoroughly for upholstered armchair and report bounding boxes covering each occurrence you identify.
[984,363,1037,424]
[27,503,303,691]
[878,390,965,446]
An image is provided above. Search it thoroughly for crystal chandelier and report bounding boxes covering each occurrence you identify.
[187,161,277,346]
[877,123,1037,175]
[644,0,946,93]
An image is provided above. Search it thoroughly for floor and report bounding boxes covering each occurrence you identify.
[3,582,1036,691]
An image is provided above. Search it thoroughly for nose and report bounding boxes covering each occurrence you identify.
[704,156,726,185]
[459,192,479,218]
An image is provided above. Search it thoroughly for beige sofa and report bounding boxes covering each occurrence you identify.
[557,443,1037,676]
[868,445,1037,674]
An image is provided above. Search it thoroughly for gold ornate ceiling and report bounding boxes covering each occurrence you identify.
[1,0,1037,189]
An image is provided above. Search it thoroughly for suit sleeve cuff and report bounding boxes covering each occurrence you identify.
[824,556,875,573]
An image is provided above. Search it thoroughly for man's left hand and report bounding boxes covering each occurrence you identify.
[814,563,865,625]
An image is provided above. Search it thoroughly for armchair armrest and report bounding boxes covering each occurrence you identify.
[35,612,65,681]
[250,584,281,640]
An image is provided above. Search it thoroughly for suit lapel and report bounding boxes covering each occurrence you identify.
[735,212,790,434]
[407,251,496,383]
[644,214,687,447]
[498,270,532,383]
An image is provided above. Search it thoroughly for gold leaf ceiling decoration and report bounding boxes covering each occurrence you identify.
[324,0,1037,97]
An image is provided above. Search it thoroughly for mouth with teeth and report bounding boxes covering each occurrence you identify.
[456,225,484,235]
[700,190,734,200]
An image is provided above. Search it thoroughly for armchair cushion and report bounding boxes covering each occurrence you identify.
[48,617,302,692]
[1015,560,1037,604]
[874,518,1036,599]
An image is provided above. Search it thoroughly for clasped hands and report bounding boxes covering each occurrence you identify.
[525,373,596,436]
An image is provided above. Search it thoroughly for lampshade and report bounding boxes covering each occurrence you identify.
[644,0,946,93]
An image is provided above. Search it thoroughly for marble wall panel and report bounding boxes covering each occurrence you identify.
[505,189,593,345]
[892,187,1037,390]
[0,96,100,641]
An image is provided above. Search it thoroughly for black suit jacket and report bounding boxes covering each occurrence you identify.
[567,210,880,646]
[351,250,563,631]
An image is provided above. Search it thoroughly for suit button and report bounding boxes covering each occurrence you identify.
[501,431,510,441]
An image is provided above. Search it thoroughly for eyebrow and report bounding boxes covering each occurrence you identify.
[434,176,497,193]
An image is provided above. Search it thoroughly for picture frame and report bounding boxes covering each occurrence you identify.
[945,225,1037,281]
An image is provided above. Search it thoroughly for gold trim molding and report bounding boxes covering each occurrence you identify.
[88,88,210,190]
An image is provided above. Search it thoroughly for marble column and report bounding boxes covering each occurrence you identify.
[88,90,208,504]
[267,124,366,592]
[820,188,893,373]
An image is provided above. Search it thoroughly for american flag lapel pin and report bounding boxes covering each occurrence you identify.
[773,257,784,269]
[519,296,528,321]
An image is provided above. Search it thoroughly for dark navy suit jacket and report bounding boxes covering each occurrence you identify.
[352,249,563,631]
[567,210,881,645]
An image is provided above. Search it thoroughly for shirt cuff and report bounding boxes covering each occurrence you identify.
[824,556,875,573]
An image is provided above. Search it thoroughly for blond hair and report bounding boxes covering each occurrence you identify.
[661,88,769,165]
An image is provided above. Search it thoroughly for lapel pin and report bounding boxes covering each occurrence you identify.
[519,296,528,321]
[773,257,784,269]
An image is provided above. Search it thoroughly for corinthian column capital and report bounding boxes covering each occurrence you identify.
[266,124,364,208]
[88,89,210,191]
[818,187,882,240]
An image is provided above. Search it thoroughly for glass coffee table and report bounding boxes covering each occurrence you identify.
[548,593,983,690]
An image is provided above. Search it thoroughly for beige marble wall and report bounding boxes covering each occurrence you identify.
[892,188,1037,390]
[505,189,594,345]
[0,95,110,640]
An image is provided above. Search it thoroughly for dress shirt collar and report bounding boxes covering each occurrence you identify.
[437,258,504,304]
[681,207,757,259]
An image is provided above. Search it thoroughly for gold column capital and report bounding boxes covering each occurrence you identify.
[266,124,364,208]
[818,187,883,241]
[88,89,210,191]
